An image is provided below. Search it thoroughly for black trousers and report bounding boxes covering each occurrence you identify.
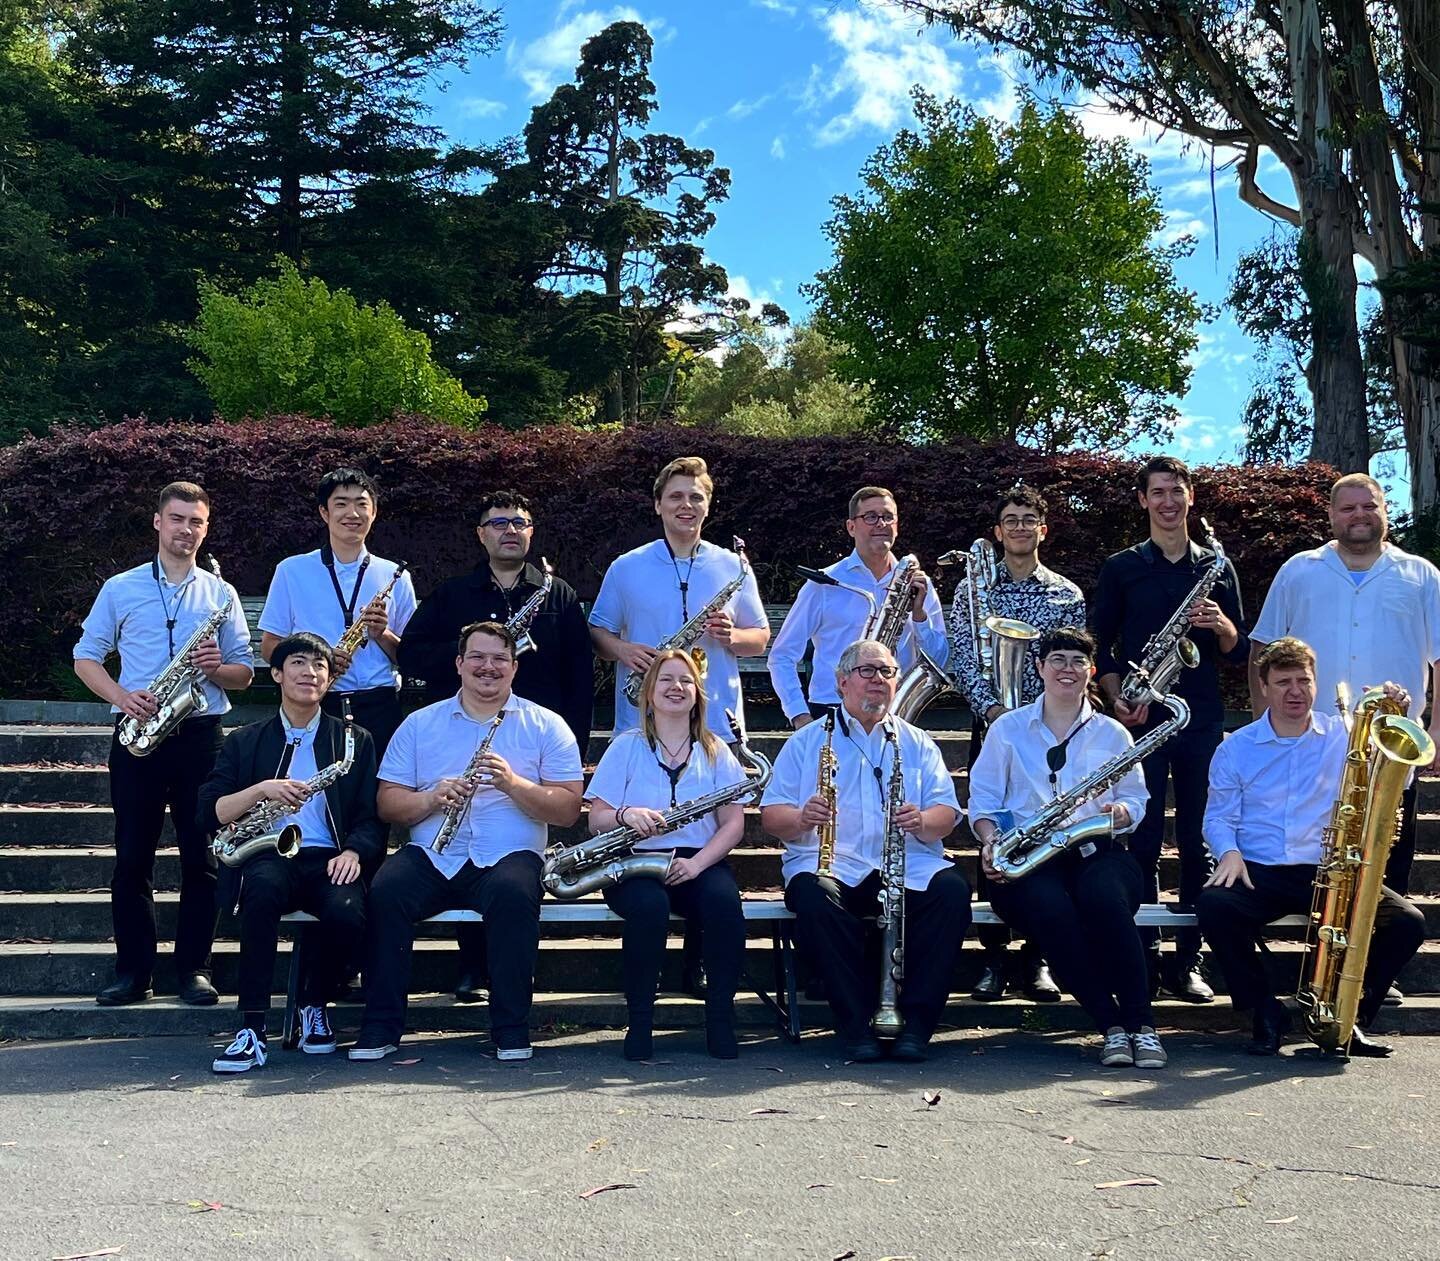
[1130,719,1223,971]
[784,864,972,1041]
[602,851,744,1023]
[967,719,1039,962]
[1196,862,1426,1026]
[360,845,542,1049]
[107,715,223,984]
[235,849,366,1017]
[1383,776,1420,895]
[987,843,1152,1033]
[324,686,402,759]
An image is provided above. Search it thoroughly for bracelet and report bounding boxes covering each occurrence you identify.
[617,806,629,828]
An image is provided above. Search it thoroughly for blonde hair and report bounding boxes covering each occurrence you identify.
[848,486,895,518]
[638,649,721,761]
[1330,472,1384,505]
[1257,636,1317,681]
[653,456,714,503]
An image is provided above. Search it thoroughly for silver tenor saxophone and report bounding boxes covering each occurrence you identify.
[506,558,554,655]
[622,537,752,705]
[990,695,1190,881]
[1118,520,1226,707]
[212,707,356,867]
[118,557,234,757]
[542,711,771,898]
[430,708,508,855]
[872,720,907,1039]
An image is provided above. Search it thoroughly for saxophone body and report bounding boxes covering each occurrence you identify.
[893,641,956,723]
[622,537,751,705]
[506,558,554,655]
[212,710,357,867]
[947,539,1040,711]
[1118,520,1224,707]
[865,555,921,653]
[991,695,1190,881]
[543,711,772,898]
[815,710,839,877]
[118,557,233,757]
[871,720,906,1039]
[1296,687,1434,1053]
[333,561,409,676]
[430,708,508,855]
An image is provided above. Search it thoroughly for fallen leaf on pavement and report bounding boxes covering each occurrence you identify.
[186,1201,223,1213]
[587,1138,609,1153]
[579,1183,636,1200]
[861,1176,898,1184]
[1244,1111,1264,1117]
[1093,1178,1161,1190]
[832,1251,857,1260]
[168,1075,181,1082]
[748,1107,789,1116]
[806,1183,830,1190]
[393,1058,422,1066]
[921,1091,941,1107]
[1265,1216,1299,1225]
[0,1141,16,1147]
[1055,1135,1076,1145]
[839,1101,858,1108]
[1014,1107,1040,1115]
[51,1250,123,1260]
[1346,1144,1373,1150]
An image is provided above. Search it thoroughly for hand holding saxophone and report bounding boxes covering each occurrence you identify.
[255,777,311,812]
[116,687,161,722]
[1186,596,1234,639]
[617,805,669,837]
[703,607,735,644]
[188,637,224,677]
[797,793,834,830]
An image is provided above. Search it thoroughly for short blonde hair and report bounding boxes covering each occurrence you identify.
[1257,636,1316,681]
[653,456,714,503]
[1330,472,1384,505]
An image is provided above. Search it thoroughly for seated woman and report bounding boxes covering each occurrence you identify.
[584,649,749,1061]
[967,627,1162,1069]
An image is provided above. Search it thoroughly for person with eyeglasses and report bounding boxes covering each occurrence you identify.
[968,627,1163,1069]
[949,482,1085,1006]
[768,485,946,728]
[762,638,970,1064]
[397,489,593,1002]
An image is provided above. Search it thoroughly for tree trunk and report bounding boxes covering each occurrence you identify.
[277,1,305,261]
[603,93,625,424]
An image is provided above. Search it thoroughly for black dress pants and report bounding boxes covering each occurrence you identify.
[360,845,542,1049]
[601,850,744,1023]
[784,864,972,1041]
[235,848,366,1016]
[967,720,1038,963]
[987,844,1152,1033]
[1196,862,1426,1026]
[107,715,223,985]
[323,686,402,760]
[1383,776,1420,896]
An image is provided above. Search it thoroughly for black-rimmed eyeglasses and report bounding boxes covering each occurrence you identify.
[849,664,899,680]
[850,511,897,526]
[482,516,533,531]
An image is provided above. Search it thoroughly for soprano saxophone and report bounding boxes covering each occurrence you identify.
[430,708,508,854]
[872,720,907,1039]
[506,558,554,655]
[814,709,839,878]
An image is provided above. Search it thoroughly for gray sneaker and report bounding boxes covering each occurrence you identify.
[1131,1026,1168,1069]
[1100,1026,1134,1067]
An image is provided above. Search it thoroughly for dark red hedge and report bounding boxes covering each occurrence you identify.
[0,415,1334,696]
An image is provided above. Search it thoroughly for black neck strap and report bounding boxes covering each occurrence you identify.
[321,543,370,623]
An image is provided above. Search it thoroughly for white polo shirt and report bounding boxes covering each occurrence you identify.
[1251,541,1440,719]
[589,538,767,738]
[379,693,583,878]
[259,547,417,692]
[761,710,959,891]
[272,713,337,851]
[584,729,749,853]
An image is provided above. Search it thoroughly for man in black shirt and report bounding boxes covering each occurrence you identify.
[1091,456,1248,1002]
[397,490,593,999]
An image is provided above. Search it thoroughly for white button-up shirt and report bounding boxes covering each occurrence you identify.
[966,696,1148,838]
[1251,541,1440,720]
[379,693,583,878]
[272,713,337,851]
[584,729,749,853]
[259,547,417,691]
[761,710,959,890]
[1203,710,1346,865]
[589,538,767,738]
[767,550,948,719]
[74,558,253,715]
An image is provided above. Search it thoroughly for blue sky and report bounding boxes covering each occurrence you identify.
[421,0,1303,467]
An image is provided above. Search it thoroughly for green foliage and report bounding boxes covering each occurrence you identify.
[186,259,486,428]
[807,92,1202,448]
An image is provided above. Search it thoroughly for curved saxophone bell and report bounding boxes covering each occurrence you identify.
[216,823,303,868]
[985,615,1040,711]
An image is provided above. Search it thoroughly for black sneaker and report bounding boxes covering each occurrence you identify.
[298,1004,337,1054]
[212,1028,268,1074]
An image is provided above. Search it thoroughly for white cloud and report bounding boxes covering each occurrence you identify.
[752,0,799,14]
[728,93,774,120]
[1153,215,1209,247]
[459,97,506,120]
[770,134,787,159]
[506,7,667,101]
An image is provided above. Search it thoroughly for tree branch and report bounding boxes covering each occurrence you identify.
[1237,143,1301,226]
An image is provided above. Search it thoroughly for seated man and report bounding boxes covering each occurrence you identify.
[349,621,583,1063]
[197,633,381,1073]
[1197,636,1428,1057]
[761,638,971,1064]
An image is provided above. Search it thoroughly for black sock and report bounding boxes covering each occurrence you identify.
[244,1011,268,1040]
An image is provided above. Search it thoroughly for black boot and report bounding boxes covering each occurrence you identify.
[1248,998,1290,1056]
[971,951,1007,1002]
[705,999,738,1060]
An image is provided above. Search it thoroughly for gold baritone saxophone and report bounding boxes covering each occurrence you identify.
[815,710,839,878]
[1296,686,1434,1054]
[333,561,409,677]
[872,720,906,1039]
[430,708,508,855]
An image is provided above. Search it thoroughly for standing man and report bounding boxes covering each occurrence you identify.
[74,481,254,1007]
[398,489,593,1001]
[950,483,1085,1003]
[589,456,769,741]
[349,622,584,1063]
[1091,455,1248,1002]
[761,639,971,1064]
[259,468,417,761]
[768,485,946,726]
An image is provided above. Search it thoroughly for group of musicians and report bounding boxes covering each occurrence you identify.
[71,455,1439,1074]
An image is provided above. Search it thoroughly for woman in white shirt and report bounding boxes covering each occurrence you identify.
[585,650,748,1061]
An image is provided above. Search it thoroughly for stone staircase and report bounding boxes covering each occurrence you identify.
[2,715,1437,1041]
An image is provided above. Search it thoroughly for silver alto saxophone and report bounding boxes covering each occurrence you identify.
[119,556,235,757]
[506,558,554,655]
[622,537,752,705]
[990,695,1190,881]
[430,708,508,855]
[212,707,356,867]
[542,711,771,898]
[1118,519,1226,708]
[872,720,907,1039]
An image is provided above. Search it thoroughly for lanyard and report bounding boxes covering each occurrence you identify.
[151,558,195,657]
[838,709,893,803]
[651,738,693,808]
[321,544,370,624]
[663,539,699,621]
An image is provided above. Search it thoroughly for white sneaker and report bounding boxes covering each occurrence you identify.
[496,1045,533,1062]
[1131,1027,1168,1070]
[1100,1026,1134,1068]
[213,1028,267,1074]
[298,1004,337,1055]
[348,1040,398,1062]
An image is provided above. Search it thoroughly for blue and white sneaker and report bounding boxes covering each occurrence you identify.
[213,1028,268,1074]
[298,1005,337,1055]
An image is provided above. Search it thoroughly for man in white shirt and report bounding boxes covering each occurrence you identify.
[259,467,417,760]
[1199,637,1426,1057]
[761,639,970,1064]
[767,485,945,727]
[1248,472,1440,908]
[74,480,254,1008]
[589,455,770,739]
[348,621,584,1062]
